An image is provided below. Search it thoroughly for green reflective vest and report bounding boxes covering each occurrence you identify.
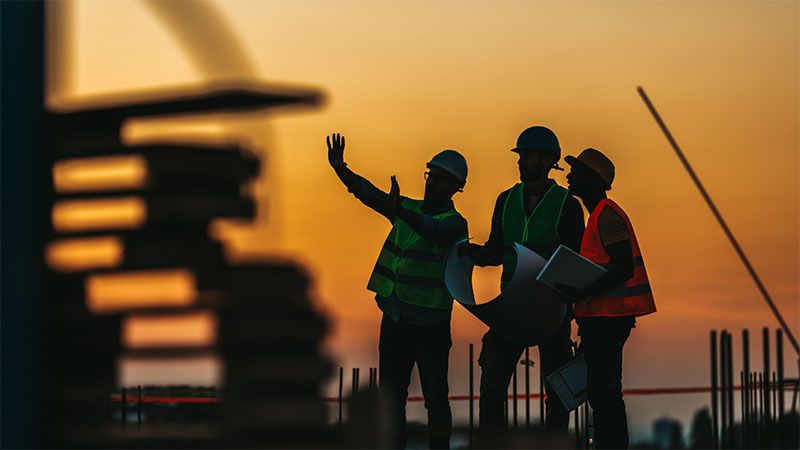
[501,183,568,291]
[367,198,466,310]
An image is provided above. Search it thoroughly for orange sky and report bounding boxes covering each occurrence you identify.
[50,0,798,431]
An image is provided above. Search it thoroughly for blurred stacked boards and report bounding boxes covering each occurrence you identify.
[41,84,332,448]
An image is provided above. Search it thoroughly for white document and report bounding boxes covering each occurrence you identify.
[536,244,607,293]
[443,240,566,347]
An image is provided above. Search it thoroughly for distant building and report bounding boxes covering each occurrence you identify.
[653,416,685,449]
[688,408,713,449]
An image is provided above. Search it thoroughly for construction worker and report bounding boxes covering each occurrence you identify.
[557,148,656,449]
[458,126,584,438]
[326,133,468,449]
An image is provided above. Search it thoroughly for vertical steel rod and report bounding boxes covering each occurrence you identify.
[743,330,750,448]
[711,330,719,449]
[762,327,770,443]
[720,331,728,449]
[469,343,474,449]
[504,385,509,426]
[137,385,142,429]
[759,373,765,449]
[121,387,127,430]
[726,333,735,448]
[525,347,530,429]
[539,354,544,427]
[338,367,343,432]
[740,372,746,449]
[512,362,518,427]
[776,329,784,419]
[574,400,580,449]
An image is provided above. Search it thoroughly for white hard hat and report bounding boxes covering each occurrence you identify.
[427,149,467,183]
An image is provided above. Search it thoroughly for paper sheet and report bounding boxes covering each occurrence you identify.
[443,240,567,347]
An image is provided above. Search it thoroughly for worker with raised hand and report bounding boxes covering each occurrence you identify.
[458,126,584,437]
[326,133,468,449]
[557,148,656,449]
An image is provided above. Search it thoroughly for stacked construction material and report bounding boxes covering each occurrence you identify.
[42,84,330,448]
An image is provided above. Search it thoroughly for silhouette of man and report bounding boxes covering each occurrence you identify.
[557,148,657,449]
[327,133,468,449]
[458,126,584,438]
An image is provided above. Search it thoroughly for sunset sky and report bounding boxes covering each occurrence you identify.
[51,0,798,435]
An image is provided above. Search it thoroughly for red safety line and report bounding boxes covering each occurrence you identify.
[112,382,795,404]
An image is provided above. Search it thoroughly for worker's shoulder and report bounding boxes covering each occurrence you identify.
[495,184,519,204]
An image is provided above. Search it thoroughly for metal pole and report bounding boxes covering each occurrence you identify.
[338,367,343,433]
[525,347,530,429]
[743,330,750,448]
[711,330,719,449]
[772,371,777,448]
[740,372,746,449]
[539,354,544,427]
[776,329,784,418]
[469,343,474,449]
[637,86,800,357]
[726,333,735,448]
[121,387,127,430]
[720,331,728,449]
[504,385,509,426]
[137,385,142,430]
[759,373,765,449]
[512,361,518,427]
[574,400,580,449]
[583,398,590,449]
[762,327,770,443]
[355,367,360,396]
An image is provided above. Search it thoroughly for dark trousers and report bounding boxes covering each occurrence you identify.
[478,316,573,433]
[378,315,452,449]
[578,317,634,449]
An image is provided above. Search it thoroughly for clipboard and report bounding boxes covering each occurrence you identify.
[545,353,588,411]
[536,244,607,294]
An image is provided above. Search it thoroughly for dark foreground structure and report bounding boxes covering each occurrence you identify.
[2,2,333,448]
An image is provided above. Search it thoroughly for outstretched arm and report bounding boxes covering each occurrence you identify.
[326,133,397,221]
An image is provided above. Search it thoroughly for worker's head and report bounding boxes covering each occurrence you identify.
[425,150,467,205]
[511,126,561,183]
[565,148,615,198]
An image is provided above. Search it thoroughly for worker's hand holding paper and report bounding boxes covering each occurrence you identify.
[443,240,567,347]
[443,242,608,346]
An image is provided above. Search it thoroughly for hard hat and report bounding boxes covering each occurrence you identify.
[511,126,561,159]
[427,149,468,183]
[565,148,615,189]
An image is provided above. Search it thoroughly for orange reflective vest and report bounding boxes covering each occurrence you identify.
[573,199,656,318]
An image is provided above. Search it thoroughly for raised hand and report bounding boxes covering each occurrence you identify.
[388,175,400,216]
[327,133,346,169]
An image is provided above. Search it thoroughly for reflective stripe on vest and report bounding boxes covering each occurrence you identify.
[366,198,466,310]
[500,183,568,290]
[573,199,657,318]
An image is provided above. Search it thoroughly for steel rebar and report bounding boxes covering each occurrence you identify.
[469,343,474,449]
[712,330,719,449]
[525,347,530,429]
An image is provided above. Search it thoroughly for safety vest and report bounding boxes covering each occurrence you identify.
[366,198,466,310]
[573,199,656,318]
[501,183,568,291]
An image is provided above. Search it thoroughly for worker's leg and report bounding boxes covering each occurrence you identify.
[478,329,524,433]
[539,316,573,432]
[379,315,416,449]
[580,318,632,449]
[415,319,452,449]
